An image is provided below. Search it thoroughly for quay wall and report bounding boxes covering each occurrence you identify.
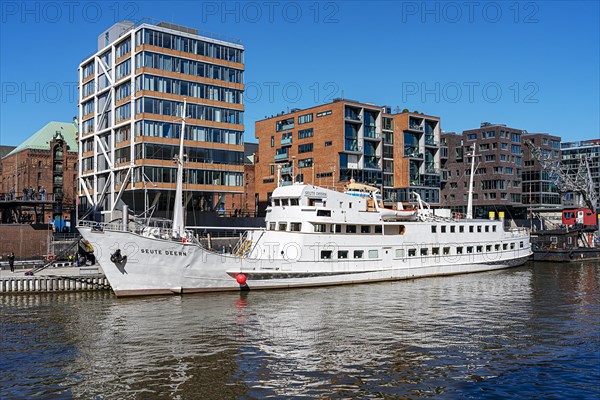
[0,275,110,294]
[0,224,51,260]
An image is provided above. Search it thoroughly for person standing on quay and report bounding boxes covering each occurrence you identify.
[8,252,15,273]
[40,186,46,201]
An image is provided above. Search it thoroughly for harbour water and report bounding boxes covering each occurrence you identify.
[1,261,598,399]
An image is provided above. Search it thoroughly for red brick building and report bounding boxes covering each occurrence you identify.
[1,121,78,223]
[254,99,442,213]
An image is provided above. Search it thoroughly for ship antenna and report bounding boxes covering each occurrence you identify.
[466,145,476,220]
[172,98,187,238]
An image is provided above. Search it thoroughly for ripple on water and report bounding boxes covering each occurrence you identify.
[0,262,599,398]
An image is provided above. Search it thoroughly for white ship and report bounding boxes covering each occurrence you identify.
[77,101,532,297]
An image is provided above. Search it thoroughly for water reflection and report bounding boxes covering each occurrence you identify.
[1,262,598,398]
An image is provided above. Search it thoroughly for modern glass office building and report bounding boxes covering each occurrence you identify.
[78,20,245,221]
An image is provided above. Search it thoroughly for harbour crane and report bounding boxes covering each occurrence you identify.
[524,139,598,213]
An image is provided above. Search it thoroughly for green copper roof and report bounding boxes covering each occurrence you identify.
[3,121,78,159]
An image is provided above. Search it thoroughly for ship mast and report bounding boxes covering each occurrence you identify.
[466,146,476,220]
[172,99,187,237]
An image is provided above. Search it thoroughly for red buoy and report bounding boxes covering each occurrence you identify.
[236,273,247,285]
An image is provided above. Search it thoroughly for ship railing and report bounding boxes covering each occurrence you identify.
[78,220,199,245]
[507,227,530,237]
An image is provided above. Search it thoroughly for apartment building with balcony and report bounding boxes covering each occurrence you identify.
[521,133,562,210]
[561,139,600,210]
[78,20,245,221]
[254,99,442,213]
[441,123,527,218]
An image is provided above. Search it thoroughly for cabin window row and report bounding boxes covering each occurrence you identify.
[320,241,525,260]
[432,225,497,234]
[272,198,300,206]
[321,250,378,260]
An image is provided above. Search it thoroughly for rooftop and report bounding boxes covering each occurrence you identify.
[3,121,78,159]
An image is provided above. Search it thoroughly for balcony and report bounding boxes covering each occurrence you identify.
[425,135,439,147]
[281,137,293,146]
[408,124,424,132]
[281,166,292,174]
[274,151,289,161]
[344,111,362,123]
[363,126,381,140]
[364,160,380,170]
[404,147,424,160]
[345,139,362,153]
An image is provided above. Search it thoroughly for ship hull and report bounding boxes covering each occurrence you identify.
[80,227,532,297]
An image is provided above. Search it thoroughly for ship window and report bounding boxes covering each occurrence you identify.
[477,246,483,253]
[278,222,287,231]
[338,250,349,259]
[469,226,474,233]
[467,246,473,254]
[520,241,524,248]
[421,248,428,256]
[503,243,508,250]
[269,222,276,230]
[361,225,370,233]
[443,247,450,255]
[317,209,332,217]
[431,226,437,233]
[492,226,497,232]
[274,199,281,206]
[346,225,356,233]
[459,226,464,233]
[510,243,515,249]
[314,223,326,232]
[486,245,492,252]
[330,225,336,233]
[568,237,572,244]
[457,247,463,254]
[477,226,482,233]
[290,222,301,231]
[321,250,332,259]
[282,199,289,206]
[495,244,500,251]
[441,226,446,233]
[408,248,416,257]
[450,226,455,233]
[349,202,352,208]
[399,225,406,235]
[395,249,404,258]
[368,249,379,258]
[375,225,382,234]
[354,250,364,259]
[335,224,342,233]
[485,226,489,232]
[290,198,299,206]
[432,247,440,255]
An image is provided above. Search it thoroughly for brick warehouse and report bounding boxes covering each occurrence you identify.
[254,99,442,214]
[1,121,78,224]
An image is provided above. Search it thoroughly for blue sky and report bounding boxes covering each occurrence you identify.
[0,0,598,146]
